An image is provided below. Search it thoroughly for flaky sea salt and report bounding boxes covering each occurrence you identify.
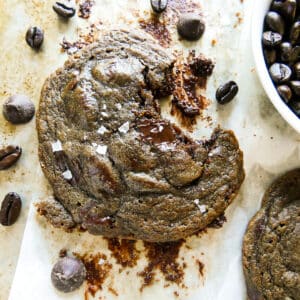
[101,112,109,117]
[116,103,122,110]
[102,104,107,110]
[51,140,63,152]
[194,199,207,214]
[62,170,72,180]
[118,121,130,134]
[96,145,107,155]
[97,126,108,135]
[98,258,105,265]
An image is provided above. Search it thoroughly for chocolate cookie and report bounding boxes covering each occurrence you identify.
[243,169,300,300]
[37,29,244,242]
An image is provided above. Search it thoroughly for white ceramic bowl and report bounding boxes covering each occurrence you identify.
[252,0,300,133]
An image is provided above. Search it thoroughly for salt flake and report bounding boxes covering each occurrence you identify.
[51,140,63,152]
[62,170,72,180]
[118,121,130,134]
[97,126,108,135]
[96,145,107,155]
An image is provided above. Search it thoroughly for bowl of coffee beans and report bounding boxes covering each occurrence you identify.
[252,0,300,133]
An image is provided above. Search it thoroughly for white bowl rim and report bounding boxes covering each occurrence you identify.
[251,0,300,134]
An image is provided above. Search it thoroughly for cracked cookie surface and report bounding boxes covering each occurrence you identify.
[37,29,244,242]
[243,169,300,300]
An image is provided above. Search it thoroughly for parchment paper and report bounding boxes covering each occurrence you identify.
[1,0,299,299]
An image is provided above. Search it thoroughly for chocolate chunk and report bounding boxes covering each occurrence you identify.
[51,257,86,293]
[3,95,35,124]
[177,13,205,41]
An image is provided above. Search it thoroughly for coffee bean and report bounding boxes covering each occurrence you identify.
[294,62,300,79]
[216,81,239,105]
[0,193,22,226]
[272,0,296,22]
[150,0,168,13]
[3,95,35,124]
[177,13,205,41]
[269,63,292,83]
[53,2,76,18]
[0,145,22,170]
[25,26,44,49]
[262,31,282,47]
[277,85,292,102]
[265,11,285,35]
[279,42,292,62]
[290,81,300,96]
[51,257,86,293]
[263,49,277,65]
[289,100,300,116]
[290,21,300,45]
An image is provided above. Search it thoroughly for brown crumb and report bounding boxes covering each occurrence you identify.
[171,51,213,130]
[211,39,217,46]
[138,240,185,290]
[59,248,67,258]
[105,238,140,268]
[108,287,118,296]
[196,260,205,276]
[174,291,180,297]
[78,0,94,19]
[74,252,112,299]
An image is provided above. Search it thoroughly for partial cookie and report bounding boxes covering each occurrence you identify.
[37,29,244,242]
[243,169,300,300]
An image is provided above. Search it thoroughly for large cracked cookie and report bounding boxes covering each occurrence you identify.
[37,29,244,242]
[243,169,300,300]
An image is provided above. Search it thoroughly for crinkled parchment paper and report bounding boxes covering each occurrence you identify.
[0,0,299,299]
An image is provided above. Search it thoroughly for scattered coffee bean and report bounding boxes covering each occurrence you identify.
[262,31,282,47]
[277,85,293,102]
[264,49,277,65]
[290,81,300,96]
[51,257,86,293]
[265,11,285,35]
[0,192,22,226]
[150,0,168,13]
[216,81,239,105]
[290,21,300,45]
[279,42,292,61]
[25,26,44,49]
[294,62,300,79]
[269,63,292,83]
[3,95,35,124]
[177,13,205,41]
[53,2,76,18]
[0,145,22,170]
[271,0,296,22]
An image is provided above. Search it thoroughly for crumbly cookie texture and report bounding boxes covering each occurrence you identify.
[37,29,244,242]
[243,169,300,300]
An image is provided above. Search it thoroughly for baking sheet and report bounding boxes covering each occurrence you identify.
[0,0,299,299]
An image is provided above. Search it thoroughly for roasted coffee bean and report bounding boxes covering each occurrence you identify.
[279,42,292,61]
[0,145,22,170]
[271,0,296,22]
[294,62,300,79]
[277,85,293,102]
[262,31,282,47]
[290,21,300,45]
[290,100,300,116]
[177,13,205,41]
[25,26,44,49]
[290,81,300,96]
[51,257,86,293]
[53,2,76,18]
[3,94,35,124]
[265,11,285,35]
[264,49,277,65]
[150,0,168,13]
[269,63,292,83]
[0,192,22,226]
[216,81,239,104]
